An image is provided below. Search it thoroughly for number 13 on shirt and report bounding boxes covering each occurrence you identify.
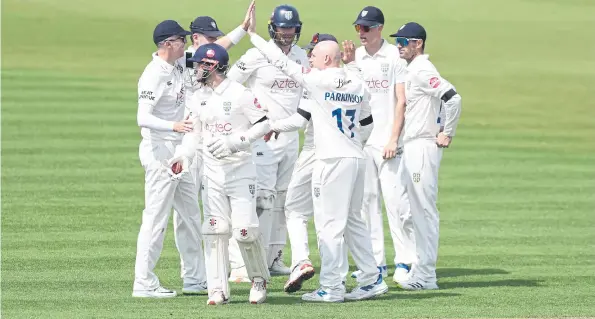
[332,108,356,138]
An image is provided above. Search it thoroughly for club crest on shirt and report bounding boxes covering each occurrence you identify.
[249,184,255,196]
[314,187,320,198]
[413,173,421,183]
[381,63,389,74]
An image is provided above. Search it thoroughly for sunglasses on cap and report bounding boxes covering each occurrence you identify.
[395,37,421,47]
[354,24,380,33]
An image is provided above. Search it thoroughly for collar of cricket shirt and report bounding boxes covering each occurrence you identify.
[152,52,175,73]
[185,45,197,54]
[363,39,390,59]
[406,54,430,71]
[268,39,298,57]
[213,78,231,94]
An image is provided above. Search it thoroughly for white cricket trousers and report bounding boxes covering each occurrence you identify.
[229,136,299,270]
[362,144,416,267]
[398,139,443,282]
[285,149,348,278]
[134,139,205,291]
[313,157,378,289]
[172,148,206,285]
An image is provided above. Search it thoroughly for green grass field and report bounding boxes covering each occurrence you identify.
[2,0,595,318]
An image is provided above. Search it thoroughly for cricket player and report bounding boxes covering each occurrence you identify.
[350,6,416,282]
[246,18,389,302]
[389,22,462,290]
[165,9,254,295]
[171,43,273,304]
[271,33,354,293]
[226,4,309,280]
[133,20,204,298]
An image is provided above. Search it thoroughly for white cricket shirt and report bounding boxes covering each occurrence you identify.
[200,78,268,166]
[355,40,407,147]
[249,34,371,160]
[403,54,455,143]
[137,53,187,141]
[226,40,309,144]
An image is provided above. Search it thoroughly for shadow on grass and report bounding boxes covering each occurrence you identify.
[437,268,510,278]
[440,279,542,289]
[265,291,461,305]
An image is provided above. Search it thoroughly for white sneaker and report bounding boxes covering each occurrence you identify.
[132,286,177,298]
[345,276,389,301]
[206,291,229,305]
[229,266,251,283]
[270,258,291,276]
[301,287,345,303]
[249,277,267,304]
[351,266,387,279]
[350,269,362,279]
[182,281,208,295]
[392,263,411,283]
[284,261,315,293]
[397,276,439,290]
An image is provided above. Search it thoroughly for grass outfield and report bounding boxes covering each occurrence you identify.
[2,0,595,318]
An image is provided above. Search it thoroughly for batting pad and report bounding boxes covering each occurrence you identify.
[233,227,271,281]
[202,218,231,298]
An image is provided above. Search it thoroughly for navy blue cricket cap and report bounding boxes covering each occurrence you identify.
[303,33,338,51]
[188,43,229,66]
[153,20,191,44]
[190,16,225,38]
[390,22,427,41]
[353,6,385,26]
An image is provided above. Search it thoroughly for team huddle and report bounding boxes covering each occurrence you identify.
[133,0,462,305]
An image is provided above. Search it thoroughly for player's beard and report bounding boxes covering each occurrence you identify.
[275,32,296,47]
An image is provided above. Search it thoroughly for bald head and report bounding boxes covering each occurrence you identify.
[309,40,342,70]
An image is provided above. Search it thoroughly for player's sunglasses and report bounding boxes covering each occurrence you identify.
[354,24,380,33]
[395,37,421,47]
[165,36,187,44]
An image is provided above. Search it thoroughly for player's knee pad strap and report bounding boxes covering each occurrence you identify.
[256,190,275,210]
[233,227,271,280]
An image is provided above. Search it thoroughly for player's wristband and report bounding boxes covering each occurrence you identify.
[228,26,247,45]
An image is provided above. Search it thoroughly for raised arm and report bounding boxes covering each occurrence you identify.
[213,1,254,50]
[248,32,319,86]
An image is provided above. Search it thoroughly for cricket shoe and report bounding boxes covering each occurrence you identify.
[229,266,251,283]
[301,287,345,303]
[270,258,291,276]
[284,261,315,293]
[182,281,208,295]
[249,277,267,304]
[206,291,229,305]
[345,275,389,301]
[396,276,439,291]
[392,263,412,283]
[351,266,388,279]
[132,286,177,298]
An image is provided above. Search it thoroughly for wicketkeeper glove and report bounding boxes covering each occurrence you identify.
[206,134,250,159]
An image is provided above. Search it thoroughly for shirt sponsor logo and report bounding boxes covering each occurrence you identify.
[205,121,232,133]
[175,87,185,108]
[270,78,300,93]
[138,90,155,101]
[366,78,390,89]
[235,61,247,71]
[324,92,363,103]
